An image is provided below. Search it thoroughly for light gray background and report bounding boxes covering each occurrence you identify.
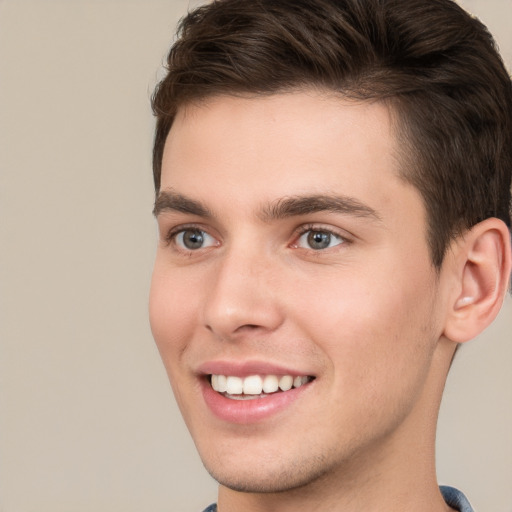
[0,1,510,511]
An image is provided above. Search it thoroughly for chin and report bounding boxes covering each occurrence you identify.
[201,452,332,494]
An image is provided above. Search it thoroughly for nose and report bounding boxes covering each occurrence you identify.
[202,247,285,341]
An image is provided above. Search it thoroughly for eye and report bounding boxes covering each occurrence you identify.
[173,228,217,250]
[295,229,345,250]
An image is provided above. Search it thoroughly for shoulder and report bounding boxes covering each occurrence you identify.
[201,505,217,512]
[440,486,475,512]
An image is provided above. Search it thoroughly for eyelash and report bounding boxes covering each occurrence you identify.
[165,224,212,246]
[165,224,191,245]
[164,223,351,253]
[292,224,350,250]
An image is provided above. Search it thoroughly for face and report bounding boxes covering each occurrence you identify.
[150,91,448,494]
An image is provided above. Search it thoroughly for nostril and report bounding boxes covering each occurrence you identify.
[235,324,262,332]
[205,323,260,333]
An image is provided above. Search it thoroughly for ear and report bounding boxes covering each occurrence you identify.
[443,218,511,344]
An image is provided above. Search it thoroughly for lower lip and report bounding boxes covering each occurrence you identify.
[201,379,311,424]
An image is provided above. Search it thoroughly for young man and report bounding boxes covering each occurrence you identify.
[148,1,512,511]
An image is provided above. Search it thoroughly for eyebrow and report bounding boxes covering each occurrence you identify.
[153,189,381,223]
[153,189,213,218]
[259,194,381,222]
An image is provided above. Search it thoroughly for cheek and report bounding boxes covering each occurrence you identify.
[149,262,198,363]
[149,266,204,423]
[293,262,438,394]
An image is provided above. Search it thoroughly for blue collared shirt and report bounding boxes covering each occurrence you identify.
[440,486,475,512]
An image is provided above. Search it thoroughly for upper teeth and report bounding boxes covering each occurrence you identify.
[211,374,310,395]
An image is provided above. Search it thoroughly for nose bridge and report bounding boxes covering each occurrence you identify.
[202,241,283,339]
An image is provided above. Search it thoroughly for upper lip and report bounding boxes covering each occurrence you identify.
[197,360,314,378]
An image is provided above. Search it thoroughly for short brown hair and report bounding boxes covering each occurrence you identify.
[152,0,512,267]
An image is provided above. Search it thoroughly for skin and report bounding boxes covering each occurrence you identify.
[150,91,480,512]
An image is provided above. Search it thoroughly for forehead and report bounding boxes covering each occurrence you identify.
[165,91,397,162]
[160,91,422,227]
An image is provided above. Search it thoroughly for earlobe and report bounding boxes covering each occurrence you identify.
[443,218,511,344]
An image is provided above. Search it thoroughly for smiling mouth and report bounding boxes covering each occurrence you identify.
[209,374,314,400]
